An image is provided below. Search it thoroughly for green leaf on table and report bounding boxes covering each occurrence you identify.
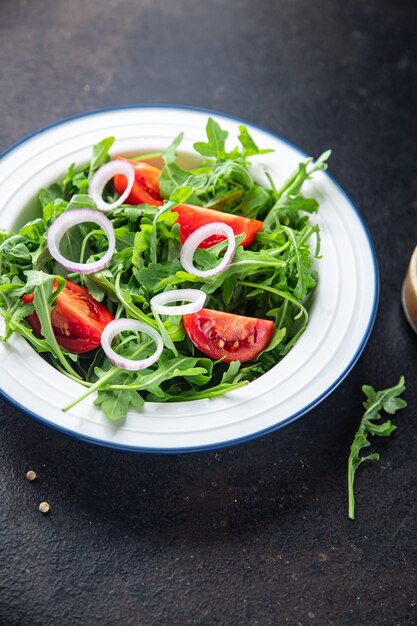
[347,376,407,520]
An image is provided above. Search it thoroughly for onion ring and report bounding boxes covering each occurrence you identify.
[150,289,207,316]
[88,160,135,212]
[100,319,163,371]
[46,208,115,274]
[180,222,236,278]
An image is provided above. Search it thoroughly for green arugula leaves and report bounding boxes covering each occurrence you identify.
[0,119,329,421]
[348,377,407,520]
[194,118,229,159]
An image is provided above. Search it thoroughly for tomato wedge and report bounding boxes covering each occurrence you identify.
[113,157,163,206]
[173,204,263,248]
[22,279,114,353]
[183,308,274,362]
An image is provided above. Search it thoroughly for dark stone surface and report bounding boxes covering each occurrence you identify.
[1,0,417,624]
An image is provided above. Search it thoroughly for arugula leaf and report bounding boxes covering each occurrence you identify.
[148,379,248,402]
[281,225,318,300]
[42,198,68,225]
[194,117,228,160]
[39,183,64,208]
[150,178,206,263]
[135,260,182,293]
[221,360,242,384]
[239,281,308,356]
[200,246,286,295]
[19,219,46,242]
[106,354,211,394]
[258,327,286,355]
[238,125,273,160]
[236,186,272,219]
[163,132,184,164]
[0,236,32,264]
[94,389,144,421]
[159,133,199,199]
[0,296,33,341]
[209,161,253,190]
[112,203,157,222]
[29,271,81,379]
[66,194,96,212]
[348,377,407,520]
[88,136,115,177]
[263,151,330,232]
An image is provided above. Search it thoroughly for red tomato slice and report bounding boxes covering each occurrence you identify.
[22,279,114,353]
[183,308,274,362]
[113,157,163,206]
[173,204,263,248]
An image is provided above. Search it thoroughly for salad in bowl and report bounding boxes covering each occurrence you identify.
[0,117,329,422]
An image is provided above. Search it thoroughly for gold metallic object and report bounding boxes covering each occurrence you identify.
[402,246,417,333]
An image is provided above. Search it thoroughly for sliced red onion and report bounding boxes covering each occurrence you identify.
[180,222,236,278]
[101,319,163,371]
[88,160,135,211]
[47,209,115,274]
[150,289,207,316]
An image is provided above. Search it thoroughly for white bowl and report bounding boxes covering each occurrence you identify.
[0,106,378,452]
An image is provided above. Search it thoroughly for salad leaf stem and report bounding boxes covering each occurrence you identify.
[152,310,179,356]
[129,152,163,162]
[106,357,207,391]
[79,229,101,264]
[277,300,289,330]
[62,337,154,411]
[63,367,117,411]
[238,281,308,320]
[55,365,92,387]
[238,281,308,352]
[151,380,249,401]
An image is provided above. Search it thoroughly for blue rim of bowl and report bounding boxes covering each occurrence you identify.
[0,105,379,454]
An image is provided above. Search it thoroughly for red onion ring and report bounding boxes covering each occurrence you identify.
[88,160,135,211]
[47,209,115,274]
[101,319,163,371]
[180,222,236,278]
[150,289,207,316]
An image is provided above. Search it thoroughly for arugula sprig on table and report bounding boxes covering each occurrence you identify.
[0,119,330,420]
[348,377,407,520]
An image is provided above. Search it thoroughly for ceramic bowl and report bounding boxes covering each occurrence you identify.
[0,106,378,452]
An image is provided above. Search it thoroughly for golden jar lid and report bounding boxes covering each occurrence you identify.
[402,246,417,333]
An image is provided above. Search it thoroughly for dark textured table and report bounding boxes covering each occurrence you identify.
[1,1,417,624]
